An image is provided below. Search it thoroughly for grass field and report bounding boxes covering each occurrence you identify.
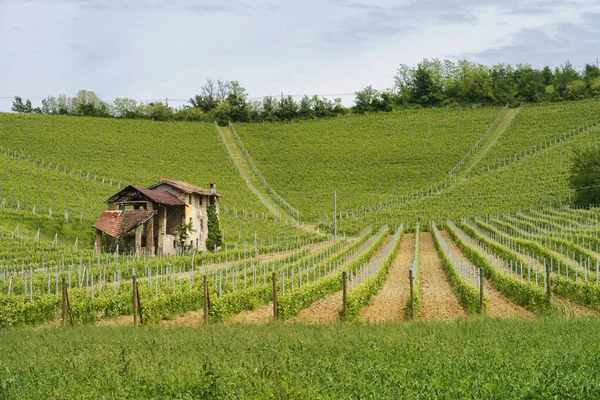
[2,319,600,399]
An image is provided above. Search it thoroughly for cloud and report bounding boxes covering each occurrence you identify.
[463,20,600,68]
[1,0,600,112]
[439,11,478,25]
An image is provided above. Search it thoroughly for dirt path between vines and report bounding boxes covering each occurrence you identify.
[463,222,598,318]
[418,232,467,320]
[359,234,414,322]
[290,235,391,324]
[440,231,534,319]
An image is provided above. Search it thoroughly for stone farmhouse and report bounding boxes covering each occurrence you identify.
[93,179,221,255]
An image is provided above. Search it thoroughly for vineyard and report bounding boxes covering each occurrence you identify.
[2,100,600,397]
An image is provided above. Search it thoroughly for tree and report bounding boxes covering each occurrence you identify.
[175,221,195,250]
[71,89,110,117]
[354,86,379,113]
[259,96,278,122]
[298,95,314,119]
[190,78,224,112]
[276,95,299,120]
[542,66,553,85]
[224,81,249,122]
[12,96,34,113]
[569,148,600,207]
[111,97,139,118]
[206,201,222,251]
[410,62,444,106]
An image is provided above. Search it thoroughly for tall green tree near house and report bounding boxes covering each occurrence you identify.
[206,201,222,251]
[569,148,600,207]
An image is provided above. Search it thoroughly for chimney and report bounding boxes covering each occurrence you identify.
[210,182,216,195]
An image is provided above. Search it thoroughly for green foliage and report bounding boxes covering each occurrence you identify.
[175,221,195,249]
[353,86,393,113]
[208,284,271,322]
[570,147,600,207]
[448,222,549,313]
[206,201,222,251]
[4,320,600,398]
[277,227,387,320]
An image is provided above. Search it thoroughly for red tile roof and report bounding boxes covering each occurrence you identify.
[106,185,185,206]
[94,209,156,238]
[133,187,186,206]
[149,178,223,197]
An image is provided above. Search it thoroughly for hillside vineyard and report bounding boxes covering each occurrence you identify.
[1,100,600,328]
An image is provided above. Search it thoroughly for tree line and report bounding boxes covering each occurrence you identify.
[11,59,600,123]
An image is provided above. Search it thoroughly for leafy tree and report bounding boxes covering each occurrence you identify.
[223,81,249,122]
[71,90,110,117]
[140,102,173,121]
[553,61,581,98]
[354,86,380,113]
[490,64,517,105]
[298,95,315,119]
[11,96,33,113]
[276,95,299,120]
[175,221,195,250]
[569,148,600,207]
[206,201,222,251]
[514,65,546,103]
[190,78,227,112]
[542,66,553,85]
[111,98,139,118]
[410,62,444,106]
[260,96,278,122]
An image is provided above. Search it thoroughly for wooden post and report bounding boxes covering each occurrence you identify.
[8,274,14,295]
[479,268,484,314]
[342,271,347,318]
[272,272,278,321]
[135,225,142,255]
[157,206,167,255]
[95,229,102,254]
[132,273,138,326]
[145,202,154,255]
[136,278,143,325]
[61,277,67,325]
[546,262,552,303]
[203,274,209,324]
[409,269,415,320]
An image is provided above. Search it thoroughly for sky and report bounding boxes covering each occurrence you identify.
[1,0,599,111]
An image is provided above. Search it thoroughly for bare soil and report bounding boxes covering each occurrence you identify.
[96,315,134,327]
[418,232,468,320]
[230,303,274,324]
[359,234,414,322]
[289,291,343,324]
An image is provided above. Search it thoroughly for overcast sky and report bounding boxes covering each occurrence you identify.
[1,0,599,111]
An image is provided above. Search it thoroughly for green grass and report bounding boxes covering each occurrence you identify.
[472,99,600,175]
[234,106,502,221]
[2,319,600,398]
[336,123,600,233]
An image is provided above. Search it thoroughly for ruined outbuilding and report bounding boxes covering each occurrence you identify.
[93,179,221,255]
